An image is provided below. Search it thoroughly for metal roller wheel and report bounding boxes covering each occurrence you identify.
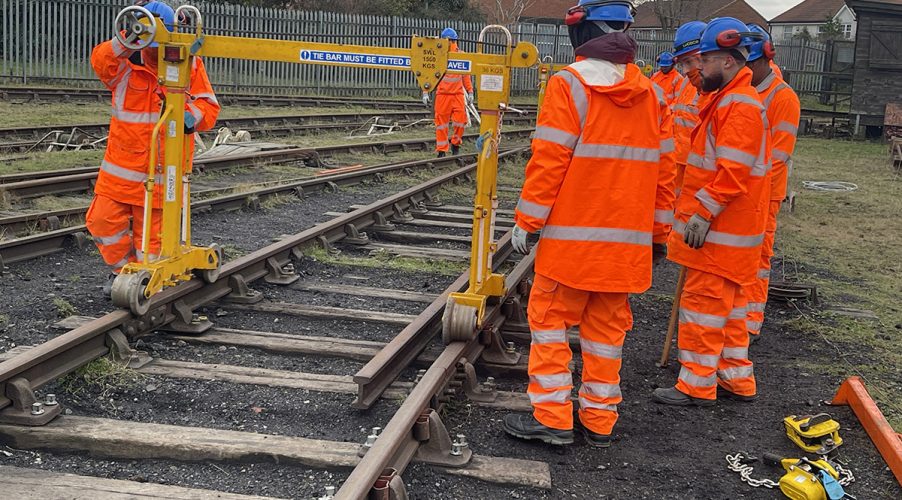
[111,271,152,316]
[114,5,157,51]
[441,300,478,345]
[197,243,223,284]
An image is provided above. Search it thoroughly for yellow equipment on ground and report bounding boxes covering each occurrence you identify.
[110,4,538,321]
[784,413,844,455]
[764,453,843,500]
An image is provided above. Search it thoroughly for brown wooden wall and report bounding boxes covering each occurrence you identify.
[849,7,902,126]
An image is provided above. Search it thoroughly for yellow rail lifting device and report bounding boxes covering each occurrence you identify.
[110,4,539,344]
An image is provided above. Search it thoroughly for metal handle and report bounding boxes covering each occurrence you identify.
[114,5,156,51]
[477,25,512,54]
[174,5,203,37]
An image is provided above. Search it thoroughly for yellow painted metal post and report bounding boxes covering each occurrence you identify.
[157,45,191,262]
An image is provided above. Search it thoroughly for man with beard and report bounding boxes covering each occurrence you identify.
[502,0,675,447]
[653,17,771,406]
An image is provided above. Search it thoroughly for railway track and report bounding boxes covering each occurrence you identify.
[0,149,544,498]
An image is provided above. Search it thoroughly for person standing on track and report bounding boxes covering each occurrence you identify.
[650,51,682,106]
[743,24,801,342]
[431,27,474,158]
[653,17,771,407]
[502,0,675,448]
[87,0,220,297]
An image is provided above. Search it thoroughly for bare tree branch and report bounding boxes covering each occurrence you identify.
[488,0,538,25]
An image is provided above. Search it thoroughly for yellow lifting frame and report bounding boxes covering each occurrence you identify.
[110,4,539,341]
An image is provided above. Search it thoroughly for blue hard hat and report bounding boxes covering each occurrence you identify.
[441,28,459,40]
[143,1,174,48]
[745,23,772,62]
[698,17,762,55]
[578,0,636,23]
[657,52,675,67]
[673,21,707,57]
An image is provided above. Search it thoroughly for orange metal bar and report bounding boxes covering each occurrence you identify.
[830,376,902,486]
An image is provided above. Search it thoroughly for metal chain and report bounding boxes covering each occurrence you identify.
[824,456,856,486]
[725,453,779,489]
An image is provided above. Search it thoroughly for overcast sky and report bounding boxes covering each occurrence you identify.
[746,0,807,20]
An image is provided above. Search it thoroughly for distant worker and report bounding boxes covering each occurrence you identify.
[432,27,473,158]
[744,24,800,341]
[653,17,770,406]
[650,51,682,105]
[670,21,707,197]
[87,0,220,296]
[503,0,675,447]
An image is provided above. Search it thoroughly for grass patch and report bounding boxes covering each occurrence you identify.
[219,243,247,260]
[0,150,104,176]
[59,357,144,400]
[52,298,77,318]
[304,244,466,276]
[778,137,902,427]
[30,195,92,212]
[0,314,8,331]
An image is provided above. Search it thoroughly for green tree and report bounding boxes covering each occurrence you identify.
[818,16,844,42]
[793,27,813,42]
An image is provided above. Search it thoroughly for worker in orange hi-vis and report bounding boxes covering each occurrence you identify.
[429,27,473,158]
[653,17,771,407]
[86,0,220,297]
[744,24,801,342]
[502,0,675,448]
[670,21,707,198]
[650,51,683,106]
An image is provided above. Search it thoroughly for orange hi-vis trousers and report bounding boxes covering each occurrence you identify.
[746,199,783,336]
[527,274,632,436]
[676,267,756,399]
[434,93,466,152]
[85,194,161,272]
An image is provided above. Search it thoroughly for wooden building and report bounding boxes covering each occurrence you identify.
[844,0,902,134]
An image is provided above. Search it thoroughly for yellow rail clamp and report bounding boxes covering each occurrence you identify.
[784,413,844,455]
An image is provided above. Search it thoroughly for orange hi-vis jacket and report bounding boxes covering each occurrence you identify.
[515,59,676,293]
[667,67,771,286]
[672,77,700,166]
[91,38,220,207]
[770,60,783,80]
[755,71,800,201]
[436,47,473,96]
[650,70,683,106]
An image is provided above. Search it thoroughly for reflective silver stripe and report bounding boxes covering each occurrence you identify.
[747,302,766,313]
[755,71,777,93]
[443,76,462,82]
[101,160,147,183]
[573,143,660,162]
[673,104,695,113]
[717,93,763,110]
[695,187,724,217]
[451,121,466,128]
[655,209,674,224]
[112,257,131,268]
[687,152,707,170]
[188,103,203,122]
[530,373,573,389]
[775,121,798,135]
[679,350,720,367]
[716,146,757,168]
[764,83,791,109]
[747,320,763,331]
[721,347,749,360]
[679,309,727,328]
[531,329,567,344]
[773,149,791,162]
[93,227,130,246]
[192,92,219,105]
[578,397,617,412]
[111,38,129,57]
[542,225,652,246]
[728,306,748,319]
[674,117,697,128]
[556,70,588,128]
[580,338,622,360]
[436,140,449,146]
[660,138,675,154]
[517,198,552,220]
[579,382,621,399]
[529,389,571,404]
[111,108,158,124]
[678,367,716,387]
[435,124,449,130]
[757,269,770,279]
[718,366,754,380]
[673,220,765,248]
[651,82,667,106]
[534,125,579,149]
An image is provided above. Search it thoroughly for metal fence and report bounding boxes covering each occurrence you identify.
[0,0,844,98]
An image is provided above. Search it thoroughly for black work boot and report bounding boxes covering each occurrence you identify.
[717,385,757,402]
[502,413,574,445]
[451,144,460,155]
[437,151,446,158]
[652,386,716,407]
[576,421,613,448]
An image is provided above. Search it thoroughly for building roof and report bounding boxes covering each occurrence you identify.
[845,0,902,11]
[522,0,573,20]
[632,0,768,29]
[770,0,846,24]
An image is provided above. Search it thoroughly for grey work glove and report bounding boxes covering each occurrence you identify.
[422,92,430,106]
[466,92,474,104]
[683,213,712,249]
[652,243,667,265]
[512,224,531,254]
